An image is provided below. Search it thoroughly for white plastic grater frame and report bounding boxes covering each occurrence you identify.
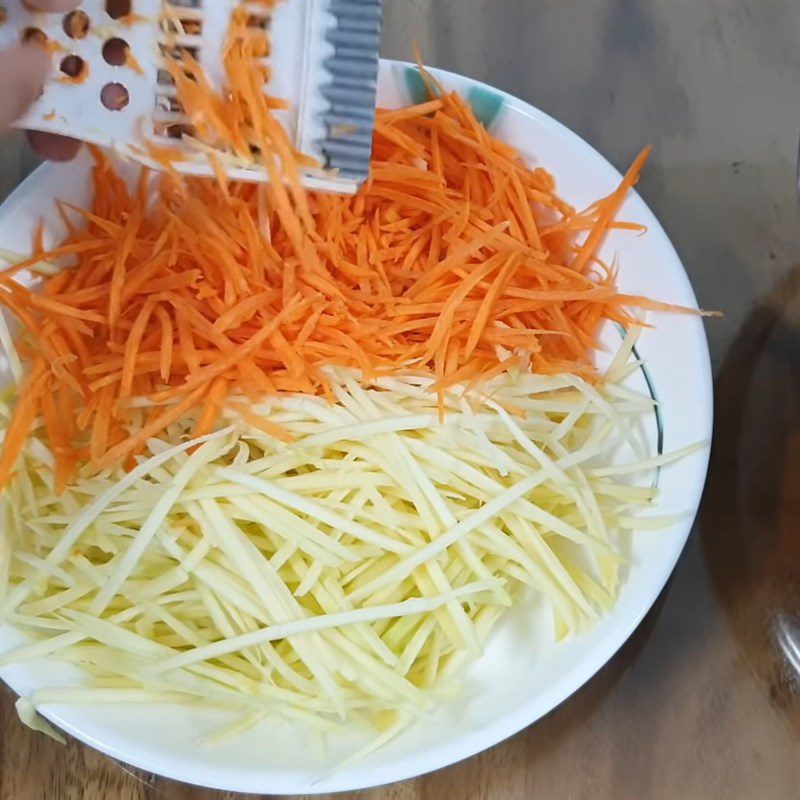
[0,0,374,193]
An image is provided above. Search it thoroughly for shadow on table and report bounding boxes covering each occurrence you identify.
[699,262,800,729]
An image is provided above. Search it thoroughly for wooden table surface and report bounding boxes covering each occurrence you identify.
[1,1,799,798]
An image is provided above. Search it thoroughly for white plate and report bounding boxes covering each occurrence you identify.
[0,60,713,793]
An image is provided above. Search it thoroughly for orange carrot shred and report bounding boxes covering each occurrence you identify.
[192,377,229,440]
[0,78,710,487]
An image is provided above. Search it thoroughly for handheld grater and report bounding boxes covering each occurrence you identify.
[0,0,382,193]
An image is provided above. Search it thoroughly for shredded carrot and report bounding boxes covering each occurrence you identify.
[151,0,325,269]
[192,376,229,440]
[158,0,314,239]
[119,13,147,27]
[0,64,713,487]
[125,49,144,76]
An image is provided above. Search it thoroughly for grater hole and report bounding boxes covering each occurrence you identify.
[156,68,175,87]
[102,37,130,67]
[160,43,199,62]
[101,82,129,111]
[166,0,202,8]
[154,122,194,140]
[63,10,90,40]
[21,27,48,47]
[155,94,183,113]
[105,0,131,20]
[246,14,270,31]
[60,55,87,80]
[164,15,203,36]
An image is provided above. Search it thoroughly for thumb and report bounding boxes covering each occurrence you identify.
[0,45,50,131]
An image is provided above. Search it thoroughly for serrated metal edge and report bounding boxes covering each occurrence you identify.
[318,0,382,182]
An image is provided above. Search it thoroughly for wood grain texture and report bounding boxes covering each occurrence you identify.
[1,0,799,798]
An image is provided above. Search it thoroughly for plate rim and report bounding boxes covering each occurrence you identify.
[0,57,714,794]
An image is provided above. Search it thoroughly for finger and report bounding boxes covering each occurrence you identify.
[22,1,81,12]
[0,45,50,130]
[27,130,83,161]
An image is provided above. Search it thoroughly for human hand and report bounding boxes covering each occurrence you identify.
[0,0,82,160]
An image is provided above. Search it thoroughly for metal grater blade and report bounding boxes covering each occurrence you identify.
[320,0,381,182]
